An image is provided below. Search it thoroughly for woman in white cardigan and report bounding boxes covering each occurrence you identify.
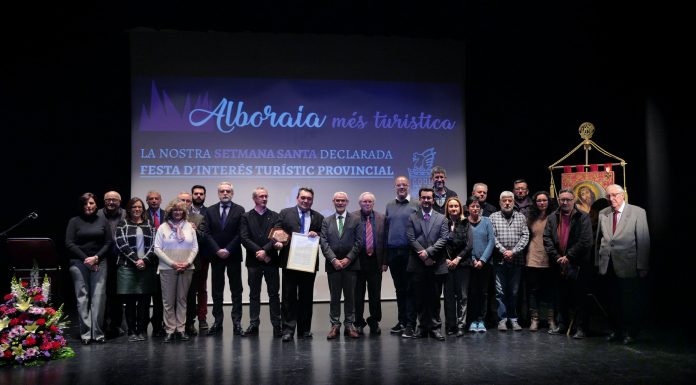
[154,200,198,342]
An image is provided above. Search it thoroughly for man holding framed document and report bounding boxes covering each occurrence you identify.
[274,187,324,342]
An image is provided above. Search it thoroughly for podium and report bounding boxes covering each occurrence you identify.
[5,237,63,304]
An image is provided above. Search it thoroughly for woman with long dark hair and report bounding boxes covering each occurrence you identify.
[525,191,556,331]
[443,197,472,337]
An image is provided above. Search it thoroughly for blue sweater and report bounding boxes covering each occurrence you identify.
[469,216,495,263]
[385,198,419,248]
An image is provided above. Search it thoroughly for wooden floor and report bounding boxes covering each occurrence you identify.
[2,302,695,385]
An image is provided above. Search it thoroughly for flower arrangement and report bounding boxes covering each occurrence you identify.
[1,271,75,367]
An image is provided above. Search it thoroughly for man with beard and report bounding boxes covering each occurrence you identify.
[190,184,210,330]
[543,189,593,339]
[203,182,246,337]
[489,191,530,331]
[98,191,127,338]
[431,166,458,215]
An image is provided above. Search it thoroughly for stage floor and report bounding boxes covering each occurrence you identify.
[2,301,695,385]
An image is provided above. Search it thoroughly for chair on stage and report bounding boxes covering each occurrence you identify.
[5,237,63,304]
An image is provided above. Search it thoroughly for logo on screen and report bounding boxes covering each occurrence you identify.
[408,147,436,197]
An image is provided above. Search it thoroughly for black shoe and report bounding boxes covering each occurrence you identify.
[153,328,166,338]
[185,324,198,336]
[413,328,425,339]
[206,324,223,336]
[94,337,106,344]
[179,333,190,341]
[390,323,405,334]
[300,331,313,339]
[355,326,364,335]
[81,338,91,345]
[369,324,381,335]
[198,319,209,330]
[572,329,586,339]
[233,325,246,336]
[606,332,622,342]
[401,327,414,338]
[273,327,284,338]
[163,333,174,343]
[128,334,140,342]
[282,333,293,342]
[446,327,457,336]
[245,325,259,335]
[430,329,445,341]
[456,327,465,337]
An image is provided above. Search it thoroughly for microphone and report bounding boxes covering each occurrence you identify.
[28,212,38,219]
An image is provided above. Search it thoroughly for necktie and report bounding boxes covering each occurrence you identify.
[612,210,618,234]
[337,215,344,237]
[365,217,374,256]
[221,204,229,226]
[153,210,160,228]
[300,211,306,234]
[424,212,430,222]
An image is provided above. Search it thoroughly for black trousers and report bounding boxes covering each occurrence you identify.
[355,264,383,328]
[210,257,243,326]
[388,248,410,326]
[604,260,644,337]
[185,267,201,326]
[124,294,150,335]
[247,265,281,328]
[406,270,446,330]
[281,268,316,335]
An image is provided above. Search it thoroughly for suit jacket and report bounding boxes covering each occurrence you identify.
[320,212,361,273]
[275,206,324,271]
[145,208,165,229]
[203,201,245,262]
[543,208,593,268]
[351,209,387,270]
[187,212,207,268]
[406,210,449,274]
[240,208,280,268]
[595,203,650,278]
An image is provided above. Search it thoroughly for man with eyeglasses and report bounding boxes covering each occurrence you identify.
[430,166,458,215]
[513,179,533,218]
[543,189,593,339]
[595,184,650,344]
[98,191,127,338]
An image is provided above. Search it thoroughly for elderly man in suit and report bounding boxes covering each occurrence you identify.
[321,192,362,339]
[403,187,449,341]
[202,181,246,337]
[274,187,324,342]
[596,184,650,344]
[353,192,387,335]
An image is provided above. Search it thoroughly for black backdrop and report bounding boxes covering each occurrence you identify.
[2,2,692,332]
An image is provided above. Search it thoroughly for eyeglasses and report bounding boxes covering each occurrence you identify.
[559,198,573,203]
[606,193,623,198]
[105,198,120,203]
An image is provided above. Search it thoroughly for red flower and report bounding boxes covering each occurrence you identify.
[25,336,36,346]
[21,281,28,287]
[41,342,53,351]
[51,341,62,350]
[50,325,58,332]
[33,295,44,302]
[3,350,12,358]
[9,318,19,326]
[36,318,46,326]
[2,293,12,301]
[45,308,56,315]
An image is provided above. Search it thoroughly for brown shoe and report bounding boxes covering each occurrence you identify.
[346,326,360,339]
[327,325,340,340]
[529,318,539,332]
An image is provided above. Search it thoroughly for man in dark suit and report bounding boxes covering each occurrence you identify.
[403,187,449,341]
[596,184,651,344]
[240,187,282,337]
[274,187,324,342]
[320,192,361,339]
[145,190,166,337]
[202,182,246,336]
[191,184,210,330]
[352,192,387,335]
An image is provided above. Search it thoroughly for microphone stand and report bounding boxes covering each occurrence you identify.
[1,213,38,294]
[0,212,38,238]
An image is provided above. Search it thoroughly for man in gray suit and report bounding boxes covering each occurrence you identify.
[321,192,362,339]
[353,192,387,335]
[403,187,449,341]
[596,184,651,344]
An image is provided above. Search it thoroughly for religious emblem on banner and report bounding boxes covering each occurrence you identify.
[408,147,436,198]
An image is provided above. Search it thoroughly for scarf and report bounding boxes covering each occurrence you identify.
[167,220,186,243]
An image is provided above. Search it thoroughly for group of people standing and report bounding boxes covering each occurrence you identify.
[64,167,650,346]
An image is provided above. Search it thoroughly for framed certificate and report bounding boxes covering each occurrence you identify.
[286,232,319,273]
